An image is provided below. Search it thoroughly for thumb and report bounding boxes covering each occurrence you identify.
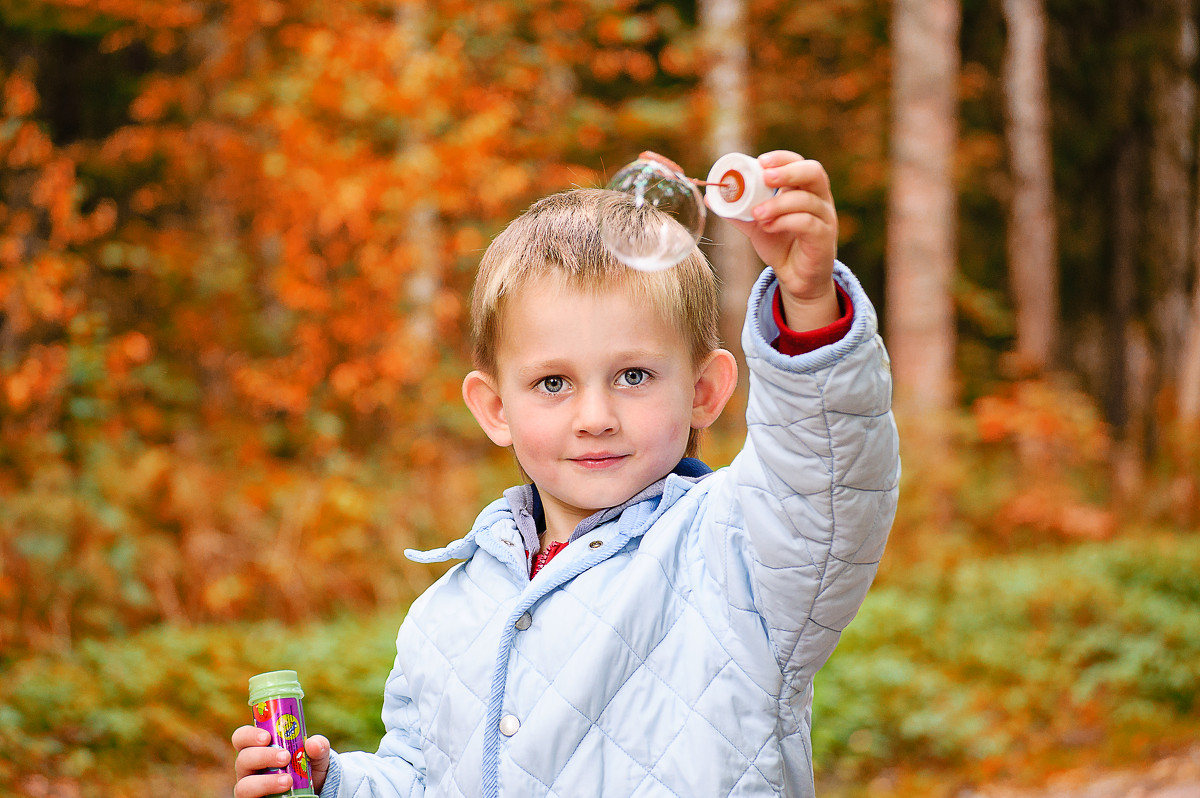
[305,735,331,792]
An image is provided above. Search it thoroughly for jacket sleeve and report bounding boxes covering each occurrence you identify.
[321,650,426,798]
[723,262,899,686]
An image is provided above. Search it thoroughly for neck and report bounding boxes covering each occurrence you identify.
[541,506,590,547]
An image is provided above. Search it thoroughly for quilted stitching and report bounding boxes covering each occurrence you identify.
[330,264,899,798]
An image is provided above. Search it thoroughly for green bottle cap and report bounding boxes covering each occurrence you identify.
[248,669,304,705]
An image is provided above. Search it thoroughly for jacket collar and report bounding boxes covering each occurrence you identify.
[500,457,712,572]
[404,458,712,570]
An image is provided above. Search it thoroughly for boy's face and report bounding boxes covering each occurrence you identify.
[464,278,735,538]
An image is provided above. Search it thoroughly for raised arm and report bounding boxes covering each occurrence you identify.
[707,152,899,682]
[732,262,899,683]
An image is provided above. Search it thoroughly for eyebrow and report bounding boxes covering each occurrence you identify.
[514,349,674,378]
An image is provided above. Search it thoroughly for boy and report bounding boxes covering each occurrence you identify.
[233,150,899,797]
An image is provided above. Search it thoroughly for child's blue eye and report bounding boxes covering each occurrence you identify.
[539,376,565,393]
[620,369,648,386]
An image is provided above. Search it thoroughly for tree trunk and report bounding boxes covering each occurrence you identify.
[699,0,758,386]
[1002,0,1058,375]
[1107,115,1146,498]
[1177,11,1200,424]
[1148,0,1197,396]
[1105,0,1143,440]
[396,3,444,358]
[1181,256,1200,422]
[886,0,961,422]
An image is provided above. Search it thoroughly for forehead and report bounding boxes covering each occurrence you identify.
[494,277,686,363]
[500,272,669,324]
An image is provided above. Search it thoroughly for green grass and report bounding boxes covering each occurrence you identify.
[813,531,1200,789]
[0,609,406,790]
[2,533,1198,796]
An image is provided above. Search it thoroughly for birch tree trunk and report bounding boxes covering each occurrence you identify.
[396,4,444,358]
[1148,0,1197,394]
[699,0,758,384]
[1002,0,1058,374]
[886,0,961,422]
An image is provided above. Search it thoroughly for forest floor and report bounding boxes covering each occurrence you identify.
[818,743,1200,798]
[15,754,1200,797]
[965,745,1200,798]
[13,746,1200,797]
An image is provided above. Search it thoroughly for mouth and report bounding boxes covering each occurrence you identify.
[570,453,629,469]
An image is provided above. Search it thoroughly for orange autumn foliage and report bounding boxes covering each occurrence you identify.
[970,381,1115,542]
[0,0,629,655]
[0,0,906,656]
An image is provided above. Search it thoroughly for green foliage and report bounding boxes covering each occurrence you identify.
[813,534,1200,781]
[3,535,1197,794]
[0,610,406,788]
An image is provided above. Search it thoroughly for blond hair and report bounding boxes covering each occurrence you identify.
[471,188,720,370]
[468,188,722,457]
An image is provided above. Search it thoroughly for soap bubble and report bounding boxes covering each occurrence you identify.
[601,158,706,271]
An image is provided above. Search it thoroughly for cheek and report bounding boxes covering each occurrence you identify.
[507,410,558,460]
[637,396,693,449]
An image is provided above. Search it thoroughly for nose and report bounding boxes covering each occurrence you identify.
[574,388,618,436]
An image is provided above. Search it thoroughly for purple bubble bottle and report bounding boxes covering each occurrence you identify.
[248,670,317,797]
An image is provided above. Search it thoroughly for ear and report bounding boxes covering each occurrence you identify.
[462,370,513,447]
[691,349,738,430]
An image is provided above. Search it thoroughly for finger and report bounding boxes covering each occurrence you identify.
[752,187,834,226]
[234,772,297,798]
[235,744,292,780]
[305,734,332,791]
[755,192,837,235]
[305,734,331,764]
[232,725,271,751]
[757,150,803,169]
[758,208,836,242]
[762,158,832,200]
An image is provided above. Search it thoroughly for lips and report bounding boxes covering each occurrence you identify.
[570,453,629,469]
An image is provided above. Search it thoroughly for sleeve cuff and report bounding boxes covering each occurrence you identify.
[771,283,855,355]
[321,751,341,796]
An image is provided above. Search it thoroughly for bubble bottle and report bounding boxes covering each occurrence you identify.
[248,670,317,797]
[704,152,778,222]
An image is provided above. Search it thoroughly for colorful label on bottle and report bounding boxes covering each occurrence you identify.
[251,696,312,792]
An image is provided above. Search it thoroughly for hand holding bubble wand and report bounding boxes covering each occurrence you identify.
[601,151,778,271]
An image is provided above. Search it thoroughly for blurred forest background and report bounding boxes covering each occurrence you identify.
[1,0,1199,795]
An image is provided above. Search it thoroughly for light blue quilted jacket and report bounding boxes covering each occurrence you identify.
[323,263,900,798]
